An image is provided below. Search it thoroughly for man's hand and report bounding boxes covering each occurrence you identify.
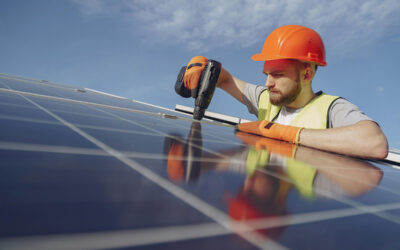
[184,56,208,90]
[237,120,303,144]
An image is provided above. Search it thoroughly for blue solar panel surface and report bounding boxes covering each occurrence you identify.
[1,73,400,250]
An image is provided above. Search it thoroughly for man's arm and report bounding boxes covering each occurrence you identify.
[299,120,388,159]
[238,119,388,159]
[217,67,247,104]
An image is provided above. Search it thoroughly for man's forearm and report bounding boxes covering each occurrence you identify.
[217,67,246,104]
[298,120,388,159]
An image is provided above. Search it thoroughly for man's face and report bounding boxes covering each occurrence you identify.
[263,59,302,106]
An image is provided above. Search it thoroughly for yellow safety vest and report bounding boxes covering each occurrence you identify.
[258,91,339,129]
[245,91,340,198]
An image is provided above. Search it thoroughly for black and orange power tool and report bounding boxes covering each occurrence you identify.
[174,60,221,120]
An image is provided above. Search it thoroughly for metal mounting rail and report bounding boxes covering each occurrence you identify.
[175,104,251,125]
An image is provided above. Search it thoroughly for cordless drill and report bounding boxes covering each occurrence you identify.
[174,60,221,120]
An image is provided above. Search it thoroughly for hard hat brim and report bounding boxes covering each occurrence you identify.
[251,53,267,61]
[252,53,327,66]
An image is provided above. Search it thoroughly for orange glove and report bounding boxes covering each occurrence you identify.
[237,120,303,144]
[183,56,208,90]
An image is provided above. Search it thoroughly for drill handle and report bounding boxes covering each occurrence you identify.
[193,60,221,120]
[195,60,221,108]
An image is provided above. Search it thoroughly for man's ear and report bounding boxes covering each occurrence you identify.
[303,66,314,81]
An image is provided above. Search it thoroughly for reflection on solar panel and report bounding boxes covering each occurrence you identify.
[1,73,400,250]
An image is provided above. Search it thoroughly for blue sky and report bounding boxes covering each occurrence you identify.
[1,0,400,148]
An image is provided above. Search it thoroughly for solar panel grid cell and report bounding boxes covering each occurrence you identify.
[1,74,400,249]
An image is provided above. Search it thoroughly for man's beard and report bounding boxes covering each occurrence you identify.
[269,78,301,106]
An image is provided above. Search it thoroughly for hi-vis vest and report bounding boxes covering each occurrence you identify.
[258,90,339,129]
[245,90,340,198]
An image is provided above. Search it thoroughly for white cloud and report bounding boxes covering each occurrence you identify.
[73,0,400,53]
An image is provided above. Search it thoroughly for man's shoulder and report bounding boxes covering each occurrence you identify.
[327,96,373,128]
[329,97,359,110]
[317,91,340,99]
[242,83,267,116]
[246,83,267,94]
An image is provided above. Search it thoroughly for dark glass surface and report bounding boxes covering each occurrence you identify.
[0,77,63,96]
[0,74,399,249]
[0,118,96,148]
[0,75,182,116]
[132,234,258,250]
[278,213,400,250]
[0,92,33,106]
[0,151,213,237]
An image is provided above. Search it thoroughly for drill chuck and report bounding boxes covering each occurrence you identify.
[193,106,205,120]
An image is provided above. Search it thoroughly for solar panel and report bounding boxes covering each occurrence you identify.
[1,73,400,250]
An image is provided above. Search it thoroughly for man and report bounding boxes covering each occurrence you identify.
[183,25,388,159]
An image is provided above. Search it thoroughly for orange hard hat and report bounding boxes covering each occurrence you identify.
[252,25,327,66]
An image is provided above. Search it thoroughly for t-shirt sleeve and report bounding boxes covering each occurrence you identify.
[328,98,373,128]
[242,83,267,117]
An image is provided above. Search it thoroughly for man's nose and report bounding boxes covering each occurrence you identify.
[265,77,275,89]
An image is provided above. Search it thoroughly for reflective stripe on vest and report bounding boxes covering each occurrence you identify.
[257,91,340,129]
